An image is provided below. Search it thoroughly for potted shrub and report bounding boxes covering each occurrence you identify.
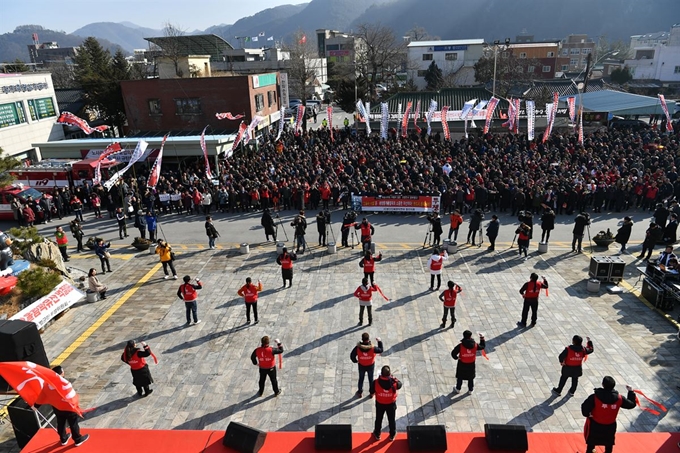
[131,237,152,251]
[593,229,615,248]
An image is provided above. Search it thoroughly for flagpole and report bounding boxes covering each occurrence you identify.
[31,406,58,431]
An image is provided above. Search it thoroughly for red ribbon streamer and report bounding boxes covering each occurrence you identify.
[481,349,489,360]
[633,389,667,416]
[278,353,282,369]
[150,351,159,364]
[374,284,389,301]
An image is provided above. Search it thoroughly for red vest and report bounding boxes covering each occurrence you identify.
[280,254,293,269]
[181,283,198,301]
[354,285,373,302]
[458,342,478,364]
[374,376,398,404]
[363,257,375,273]
[519,231,530,241]
[56,232,68,245]
[125,351,147,370]
[443,289,458,307]
[256,346,275,369]
[563,347,585,367]
[524,281,542,298]
[430,256,444,271]
[356,346,376,366]
[591,394,623,425]
[240,284,259,303]
[360,223,371,238]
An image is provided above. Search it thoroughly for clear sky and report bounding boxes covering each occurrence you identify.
[0,0,311,34]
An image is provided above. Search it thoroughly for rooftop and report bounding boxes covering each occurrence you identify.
[407,39,484,48]
[144,34,234,61]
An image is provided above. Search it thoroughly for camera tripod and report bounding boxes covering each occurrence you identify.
[423,225,433,248]
[276,213,289,241]
[327,221,336,244]
[478,225,484,248]
[586,223,593,253]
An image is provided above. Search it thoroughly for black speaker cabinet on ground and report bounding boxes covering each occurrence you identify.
[223,422,267,453]
[406,425,447,451]
[484,424,528,451]
[314,424,352,450]
[642,278,664,307]
[0,320,50,393]
[609,256,626,279]
[589,256,611,279]
[7,399,54,448]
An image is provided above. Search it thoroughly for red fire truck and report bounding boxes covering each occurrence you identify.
[9,159,118,192]
[0,185,52,220]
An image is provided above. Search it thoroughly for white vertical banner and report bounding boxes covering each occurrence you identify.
[542,103,553,143]
[103,140,148,191]
[526,100,535,141]
[380,102,389,139]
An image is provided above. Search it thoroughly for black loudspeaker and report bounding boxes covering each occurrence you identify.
[406,425,447,451]
[484,424,528,451]
[314,424,352,451]
[223,422,267,453]
[0,320,50,393]
[7,399,54,448]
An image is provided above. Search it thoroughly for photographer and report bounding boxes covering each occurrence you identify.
[427,211,443,246]
[261,208,277,242]
[291,210,307,254]
[341,211,357,247]
[518,211,534,239]
[467,209,484,246]
[572,212,591,253]
[355,217,375,253]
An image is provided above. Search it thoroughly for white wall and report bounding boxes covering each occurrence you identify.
[407,43,484,90]
[0,73,64,160]
[626,46,680,82]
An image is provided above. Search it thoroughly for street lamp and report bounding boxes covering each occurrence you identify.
[492,38,511,98]
[582,49,619,93]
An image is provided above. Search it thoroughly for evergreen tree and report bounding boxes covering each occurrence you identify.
[0,147,20,187]
[424,61,444,91]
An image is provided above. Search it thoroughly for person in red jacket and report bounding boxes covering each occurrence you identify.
[121,339,154,397]
[276,247,297,288]
[438,280,462,329]
[372,365,402,442]
[581,376,636,453]
[350,333,384,398]
[238,277,263,324]
[354,277,378,326]
[451,330,485,394]
[517,273,548,328]
[250,336,283,396]
[552,335,594,397]
[355,217,375,253]
[177,275,203,325]
[359,250,382,285]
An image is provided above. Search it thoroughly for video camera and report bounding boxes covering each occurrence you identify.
[344,210,357,223]
[323,209,331,223]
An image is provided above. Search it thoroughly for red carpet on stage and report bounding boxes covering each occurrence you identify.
[21,429,680,453]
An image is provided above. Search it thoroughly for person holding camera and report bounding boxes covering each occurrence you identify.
[121,339,155,397]
[341,211,356,247]
[261,208,277,242]
[94,239,112,274]
[177,275,203,326]
[316,211,327,246]
[238,277,264,324]
[427,211,443,246]
[515,223,531,258]
[359,250,383,285]
[439,280,462,329]
[517,273,548,328]
[428,247,449,290]
[156,239,177,279]
[541,209,556,243]
[467,209,484,246]
[581,376,637,453]
[251,336,283,397]
[355,217,375,253]
[451,330,485,394]
[551,335,594,397]
[276,247,297,288]
[350,333,384,398]
[291,210,307,254]
[372,365,402,442]
[572,212,591,253]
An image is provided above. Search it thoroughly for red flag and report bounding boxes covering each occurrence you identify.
[57,111,109,135]
[215,112,245,120]
[147,135,167,189]
[441,106,450,140]
[93,142,121,185]
[200,126,213,180]
[0,361,83,416]
[299,35,307,44]
[229,122,247,157]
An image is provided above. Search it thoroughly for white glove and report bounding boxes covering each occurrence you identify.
[375,337,381,342]
[625,385,633,392]
[478,332,485,338]
[275,338,281,344]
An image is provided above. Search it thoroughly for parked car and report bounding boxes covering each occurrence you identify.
[609,118,650,130]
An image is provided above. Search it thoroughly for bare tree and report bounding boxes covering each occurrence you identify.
[355,23,407,102]
[474,48,540,98]
[49,63,77,88]
[405,26,439,42]
[595,36,632,61]
[161,22,186,78]
[283,29,319,132]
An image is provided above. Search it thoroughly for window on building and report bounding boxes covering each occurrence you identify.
[445,53,458,61]
[570,48,581,55]
[267,90,275,107]
[148,99,161,115]
[174,98,201,114]
[255,93,265,112]
[515,66,524,73]
[675,66,680,73]
[519,52,527,59]
[561,65,569,71]
[562,49,569,56]
[542,65,552,72]
[570,58,580,66]
[582,48,592,54]
[547,51,555,58]
[422,53,433,61]
[417,70,427,77]
[526,65,535,73]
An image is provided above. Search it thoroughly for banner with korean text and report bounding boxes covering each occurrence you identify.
[11,280,84,330]
[353,194,441,213]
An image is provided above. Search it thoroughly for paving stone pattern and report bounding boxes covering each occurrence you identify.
[0,243,679,451]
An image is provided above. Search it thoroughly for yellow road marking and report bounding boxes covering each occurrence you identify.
[69,254,135,261]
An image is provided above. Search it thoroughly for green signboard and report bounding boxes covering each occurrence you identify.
[27,97,56,121]
[0,102,27,129]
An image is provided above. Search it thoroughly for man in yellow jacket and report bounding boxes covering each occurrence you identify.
[155,239,177,279]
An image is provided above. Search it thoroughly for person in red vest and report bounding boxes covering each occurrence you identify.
[354,277,378,326]
[177,275,203,326]
[355,217,375,253]
[372,365,402,442]
[451,330,485,394]
[238,277,263,324]
[350,333,384,398]
[250,335,283,396]
[516,222,532,258]
[359,250,382,285]
[581,376,636,453]
[276,247,297,288]
[121,339,154,397]
[438,280,462,329]
[517,273,548,328]
[55,226,70,262]
[427,247,449,290]
[552,335,594,397]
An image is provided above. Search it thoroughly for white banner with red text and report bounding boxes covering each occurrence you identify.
[11,280,85,330]
[351,194,440,213]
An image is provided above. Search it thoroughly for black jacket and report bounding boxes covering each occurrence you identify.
[486,219,499,238]
[558,341,594,377]
[581,387,636,446]
[451,337,485,380]
[573,214,590,236]
[615,221,633,244]
[349,340,384,369]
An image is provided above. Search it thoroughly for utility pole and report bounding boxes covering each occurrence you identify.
[582,53,593,94]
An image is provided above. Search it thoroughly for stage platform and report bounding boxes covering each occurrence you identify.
[21,429,680,452]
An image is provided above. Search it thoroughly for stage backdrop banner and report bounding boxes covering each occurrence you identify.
[353,194,440,213]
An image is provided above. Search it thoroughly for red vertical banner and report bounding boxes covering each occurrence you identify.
[326,105,334,141]
[441,106,450,140]
[401,101,412,137]
[200,126,213,180]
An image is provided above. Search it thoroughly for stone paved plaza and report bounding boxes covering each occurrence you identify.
[1,239,679,451]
